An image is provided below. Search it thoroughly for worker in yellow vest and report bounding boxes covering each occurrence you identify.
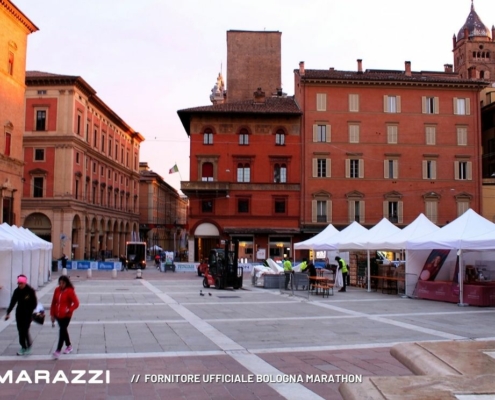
[283,257,293,290]
[335,256,348,292]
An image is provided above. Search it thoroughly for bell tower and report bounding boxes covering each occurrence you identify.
[452,1,495,81]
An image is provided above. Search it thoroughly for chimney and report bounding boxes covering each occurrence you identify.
[405,61,411,77]
[468,66,477,79]
[253,87,266,103]
[357,59,363,73]
[452,34,457,48]
[299,61,305,76]
[444,64,453,73]
[464,27,469,40]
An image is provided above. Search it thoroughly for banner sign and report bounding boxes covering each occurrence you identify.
[66,261,119,270]
[174,263,197,272]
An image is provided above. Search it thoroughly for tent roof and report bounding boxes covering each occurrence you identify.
[338,218,401,250]
[294,224,339,249]
[406,209,495,250]
[312,221,368,250]
[380,213,440,250]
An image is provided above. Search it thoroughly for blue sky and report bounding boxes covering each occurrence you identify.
[13,0,495,191]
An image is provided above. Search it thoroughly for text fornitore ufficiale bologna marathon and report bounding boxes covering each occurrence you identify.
[130,374,363,384]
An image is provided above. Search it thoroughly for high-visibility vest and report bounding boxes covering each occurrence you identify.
[338,258,348,273]
[283,260,292,271]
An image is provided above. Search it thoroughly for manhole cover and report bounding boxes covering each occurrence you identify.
[217,296,240,299]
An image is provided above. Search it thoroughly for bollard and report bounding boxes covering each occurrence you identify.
[111,268,117,279]
[62,268,67,276]
[87,268,92,279]
[136,268,142,279]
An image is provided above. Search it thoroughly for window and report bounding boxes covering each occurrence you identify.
[425,200,438,223]
[312,200,328,223]
[348,200,365,223]
[422,97,439,114]
[454,98,470,115]
[202,200,213,213]
[312,158,330,178]
[274,198,286,214]
[457,200,470,217]
[313,124,330,142]
[93,162,96,173]
[455,161,472,180]
[422,160,437,179]
[387,125,398,144]
[75,180,79,200]
[349,94,359,112]
[275,129,285,145]
[237,163,250,182]
[101,134,105,152]
[349,124,359,143]
[425,126,436,145]
[316,93,327,111]
[201,162,214,181]
[203,129,213,145]
[86,123,89,142]
[237,199,249,213]
[76,152,80,164]
[457,126,467,146]
[239,129,249,145]
[384,201,402,223]
[94,129,98,146]
[384,95,401,113]
[346,159,363,178]
[274,163,287,183]
[33,177,44,198]
[34,149,45,161]
[101,166,104,176]
[8,52,14,76]
[36,110,47,131]
[384,159,398,179]
[77,114,81,135]
[5,133,11,156]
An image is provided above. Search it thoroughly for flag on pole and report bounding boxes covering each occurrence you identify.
[169,164,179,174]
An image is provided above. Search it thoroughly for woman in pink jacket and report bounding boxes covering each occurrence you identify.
[50,275,79,359]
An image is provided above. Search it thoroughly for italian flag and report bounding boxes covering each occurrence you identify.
[169,164,179,174]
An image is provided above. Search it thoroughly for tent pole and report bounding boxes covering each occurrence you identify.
[367,250,371,292]
[458,249,468,307]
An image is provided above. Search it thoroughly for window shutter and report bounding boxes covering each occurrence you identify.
[466,98,471,115]
[384,160,389,178]
[327,201,332,223]
[388,125,398,144]
[434,97,439,114]
[383,95,388,112]
[348,201,354,223]
[422,97,426,114]
[345,159,350,178]
[431,160,437,179]
[467,161,472,180]
[454,161,459,180]
[383,201,388,218]
[360,201,365,224]
[398,201,403,223]
[326,158,331,177]
[312,200,317,223]
[426,126,435,145]
[349,94,359,112]
[312,158,318,177]
[393,160,399,179]
[326,125,331,142]
[313,124,318,142]
[422,160,428,179]
[453,98,458,115]
[396,96,401,113]
[457,127,467,145]
[359,159,364,178]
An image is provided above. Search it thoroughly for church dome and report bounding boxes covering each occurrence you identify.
[457,2,492,41]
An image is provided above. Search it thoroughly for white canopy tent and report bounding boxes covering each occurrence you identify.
[312,221,368,251]
[380,213,440,250]
[294,224,339,250]
[406,209,495,305]
[0,236,14,308]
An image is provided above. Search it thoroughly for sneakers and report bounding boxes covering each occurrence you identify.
[63,346,73,354]
[16,348,25,356]
[52,351,60,359]
[24,347,31,355]
[338,288,346,292]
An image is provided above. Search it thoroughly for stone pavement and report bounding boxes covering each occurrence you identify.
[0,265,494,400]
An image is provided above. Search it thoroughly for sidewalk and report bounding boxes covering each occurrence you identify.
[0,266,493,399]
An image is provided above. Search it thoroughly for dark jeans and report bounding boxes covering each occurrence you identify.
[342,272,348,291]
[17,316,32,349]
[284,272,292,290]
[56,317,72,351]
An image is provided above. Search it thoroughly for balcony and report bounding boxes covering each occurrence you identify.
[181,181,229,197]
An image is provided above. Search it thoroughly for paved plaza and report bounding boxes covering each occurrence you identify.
[0,265,494,399]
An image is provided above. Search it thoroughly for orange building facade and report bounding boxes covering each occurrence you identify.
[0,0,37,225]
[22,72,144,260]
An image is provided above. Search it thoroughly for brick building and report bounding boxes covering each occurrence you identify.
[0,0,37,225]
[294,59,488,230]
[139,162,188,257]
[22,72,144,260]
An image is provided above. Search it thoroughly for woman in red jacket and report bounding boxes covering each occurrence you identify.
[50,275,79,359]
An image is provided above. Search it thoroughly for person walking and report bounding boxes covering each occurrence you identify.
[335,256,348,292]
[4,275,37,355]
[283,257,293,290]
[50,276,79,359]
[59,253,68,269]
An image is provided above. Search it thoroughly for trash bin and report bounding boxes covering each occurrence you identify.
[52,260,59,272]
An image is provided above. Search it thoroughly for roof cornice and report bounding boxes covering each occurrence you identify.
[1,0,38,33]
